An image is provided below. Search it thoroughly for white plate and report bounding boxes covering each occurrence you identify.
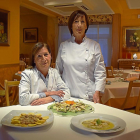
[1,110,54,128]
[71,113,126,133]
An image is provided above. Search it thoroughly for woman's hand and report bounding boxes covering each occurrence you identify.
[93,91,100,103]
[31,96,54,106]
[45,90,65,97]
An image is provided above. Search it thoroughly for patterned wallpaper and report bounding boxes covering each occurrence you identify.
[58,14,113,26]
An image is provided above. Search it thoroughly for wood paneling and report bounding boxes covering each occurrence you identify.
[111,14,121,68]
[118,59,140,69]
[0,64,19,86]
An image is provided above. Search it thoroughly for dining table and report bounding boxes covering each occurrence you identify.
[108,69,140,79]
[123,69,140,78]
[101,78,140,109]
[0,97,140,140]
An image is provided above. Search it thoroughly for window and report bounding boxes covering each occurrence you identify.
[58,24,112,66]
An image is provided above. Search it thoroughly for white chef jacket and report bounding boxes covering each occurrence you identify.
[19,67,70,105]
[56,35,106,101]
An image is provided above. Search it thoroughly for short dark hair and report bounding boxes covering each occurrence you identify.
[31,42,51,67]
[68,10,89,35]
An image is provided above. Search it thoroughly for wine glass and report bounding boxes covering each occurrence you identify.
[113,68,118,82]
[132,63,135,70]
[118,68,124,81]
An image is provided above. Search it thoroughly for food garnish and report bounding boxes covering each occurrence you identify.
[65,101,76,105]
[82,119,114,130]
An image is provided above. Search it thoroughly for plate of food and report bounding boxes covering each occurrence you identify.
[71,113,126,133]
[47,100,94,116]
[1,110,54,128]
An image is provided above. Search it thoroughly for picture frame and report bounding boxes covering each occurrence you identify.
[23,28,38,43]
[123,26,140,51]
[0,8,10,46]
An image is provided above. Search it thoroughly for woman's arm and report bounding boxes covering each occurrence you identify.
[54,69,70,101]
[94,43,106,92]
[93,43,106,103]
[45,90,65,97]
[31,96,54,106]
[19,70,39,106]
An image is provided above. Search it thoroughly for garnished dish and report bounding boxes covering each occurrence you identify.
[71,113,126,133]
[1,110,54,128]
[82,119,114,130]
[11,113,49,127]
[48,100,94,116]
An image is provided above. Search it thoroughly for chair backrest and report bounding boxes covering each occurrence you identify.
[4,80,20,106]
[20,60,26,71]
[121,79,140,114]
[0,83,5,106]
[0,83,4,90]
[106,66,114,78]
[13,75,21,81]
[51,63,56,68]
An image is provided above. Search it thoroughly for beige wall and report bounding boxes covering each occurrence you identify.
[106,0,140,59]
[20,12,58,63]
[121,9,140,59]
[20,13,48,55]
[46,16,58,62]
[0,0,20,65]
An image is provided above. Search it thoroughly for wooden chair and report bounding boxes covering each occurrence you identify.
[51,63,56,68]
[13,75,21,81]
[5,80,20,106]
[20,60,26,71]
[121,78,140,114]
[106,66,114,78]
[0,83,5,106]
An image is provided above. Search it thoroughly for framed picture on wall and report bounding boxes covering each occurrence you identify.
[123,26,140,51]
[23,28,38,43]
[0,8,10,46]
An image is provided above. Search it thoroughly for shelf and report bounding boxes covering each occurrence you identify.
[125,47,138,52]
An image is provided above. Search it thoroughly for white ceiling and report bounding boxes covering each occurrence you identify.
[21,0,140,16]
[29,0,114,16]
[126,0,140,9]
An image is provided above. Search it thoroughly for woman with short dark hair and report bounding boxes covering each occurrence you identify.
[56,10,106,103]
[19,42,70,106]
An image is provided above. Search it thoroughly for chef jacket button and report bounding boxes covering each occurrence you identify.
[85,59,87,61]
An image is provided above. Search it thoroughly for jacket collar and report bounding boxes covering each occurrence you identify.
[71,34,87,43]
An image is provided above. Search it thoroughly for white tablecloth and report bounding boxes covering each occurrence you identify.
[108,69,139,79]
[102,78,140,104]
[123,69,140,78]
[0,98,140,140]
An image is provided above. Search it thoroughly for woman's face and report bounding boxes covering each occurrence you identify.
[72,15,87,38]
[34,47,51,71]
